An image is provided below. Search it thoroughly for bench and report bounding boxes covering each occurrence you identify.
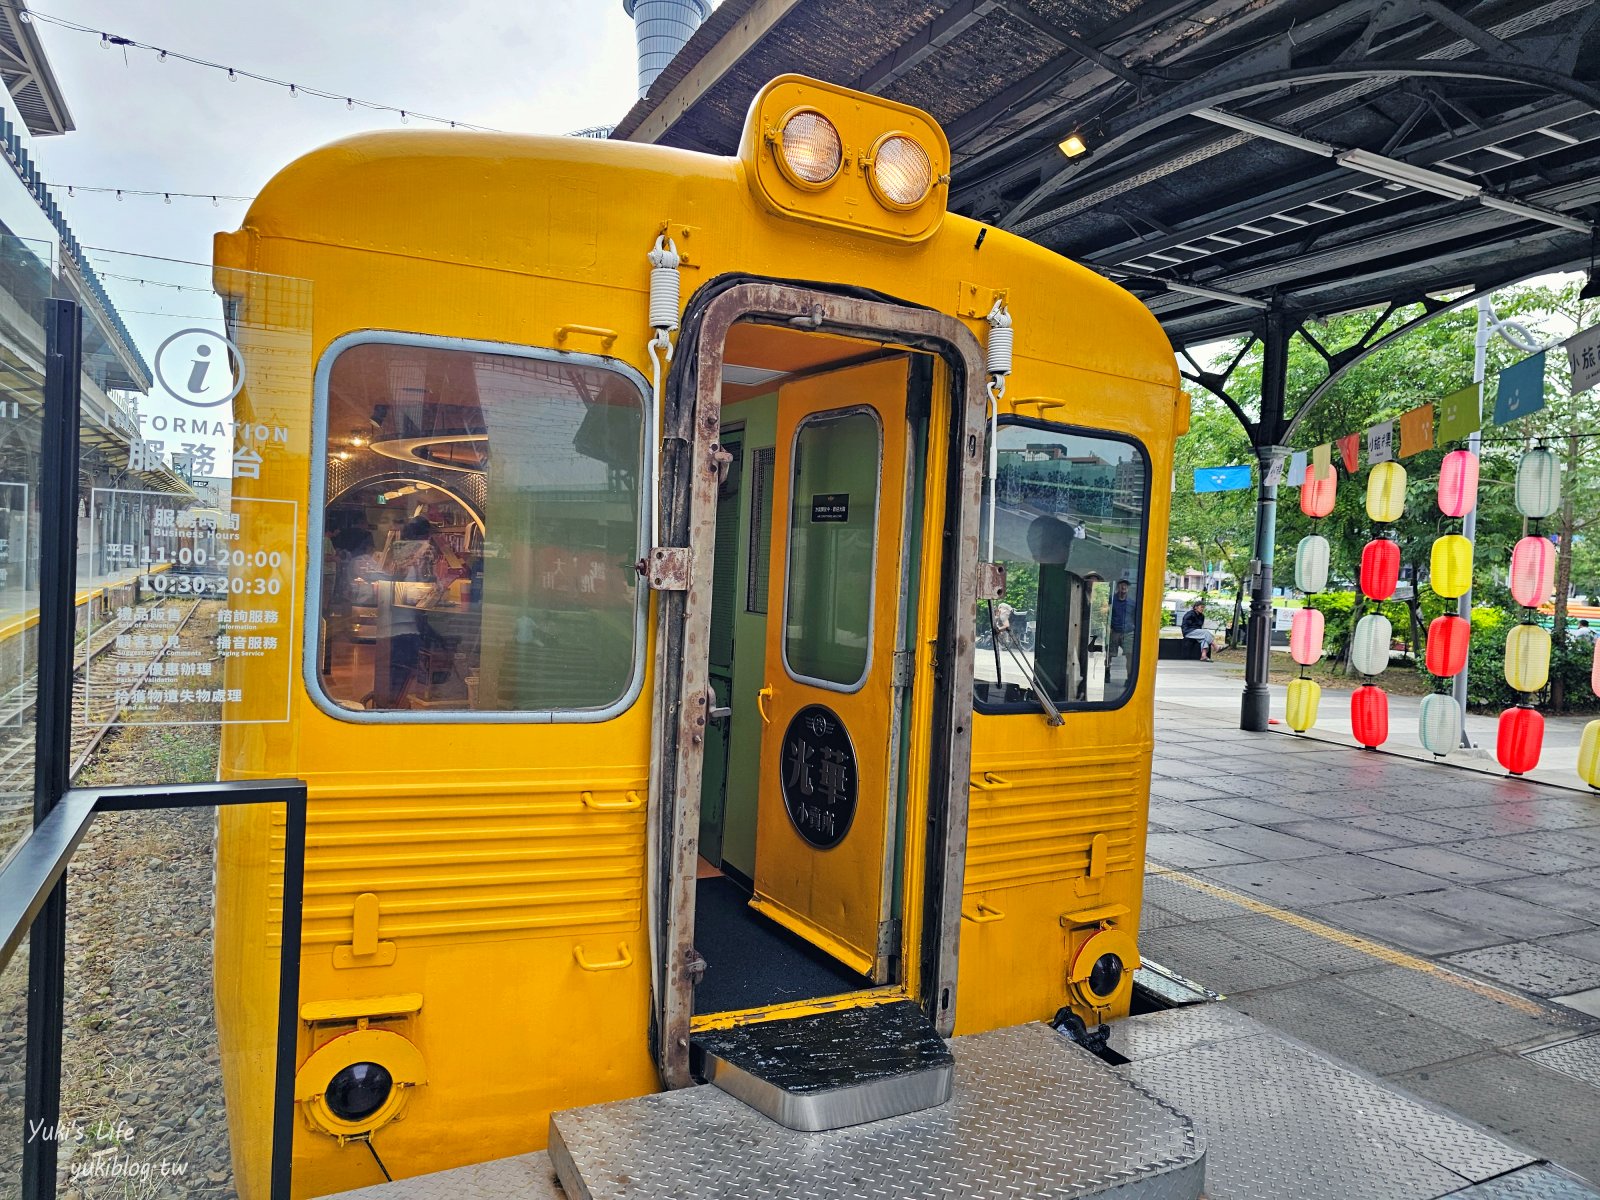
[1157,635,1203,660]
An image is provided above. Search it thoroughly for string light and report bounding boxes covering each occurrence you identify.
[6,4,496,131]
[49,183,251,203]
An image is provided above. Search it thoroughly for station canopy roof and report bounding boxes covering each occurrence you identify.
[614,0,1600,348]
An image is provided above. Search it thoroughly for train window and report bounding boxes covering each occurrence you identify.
[311,335,646,721]
[974,418,1149,714]
[783,407,881,690]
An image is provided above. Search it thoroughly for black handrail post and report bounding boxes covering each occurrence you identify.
[23,298,81,1198]
[270,792,306,1200]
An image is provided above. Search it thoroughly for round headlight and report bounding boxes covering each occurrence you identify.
[870,133,934,208]
[777,110,842,187]
[1088,953,1124,998]
[325,1061,393,1123]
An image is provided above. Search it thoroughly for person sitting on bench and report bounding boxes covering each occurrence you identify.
[1181,600,1215,662]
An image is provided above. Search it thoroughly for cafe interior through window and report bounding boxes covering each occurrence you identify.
[316,340,644,716]
[975,421,1147,711]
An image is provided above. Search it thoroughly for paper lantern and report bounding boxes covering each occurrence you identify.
[1437,449,1479,518]
[1425,614,1470,677]
[1418,694,1462,757]
[1515,447,1561,519]
[1360,538,1400,601]
[1299,471,1336,519]
[1592,639,1600,698]
[1290,607,1325,666]
[1504,623,1551,693]
[1351,685,1388,748]
[1429,534,1473,599]
[1509,536,1556,609]
[1295,535,1330,594]
[1578,720,1600,789]
[1366,461,1407,523]
[1496,706,1544,775]
[1286,677,1321,733]
[1350,613,1393,677]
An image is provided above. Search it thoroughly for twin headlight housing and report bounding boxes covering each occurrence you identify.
[746,76,951,243]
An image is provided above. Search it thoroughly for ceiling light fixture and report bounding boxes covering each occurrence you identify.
[1581,233,1600,302]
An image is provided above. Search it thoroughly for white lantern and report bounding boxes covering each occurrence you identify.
[1418,694,1462,757]
[1349,613,1393,677]
[1295,535,1330,594]
[1515,447,1561,519]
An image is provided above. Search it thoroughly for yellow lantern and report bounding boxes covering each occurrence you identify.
[1285,677,1321,733]
[1429,534,1473,599]
[1366,461,1407,523]
[1578,720,1600,790]
[1504,623,1551,693]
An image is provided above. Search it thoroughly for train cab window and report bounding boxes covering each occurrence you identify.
[312,337,645,720]
[783,407,882,690]
[974,419,1149,713]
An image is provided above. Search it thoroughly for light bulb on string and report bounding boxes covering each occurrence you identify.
[157,49,167,62]
[400,111,409,124]
[289,84,297,98]
[228,68,237,82]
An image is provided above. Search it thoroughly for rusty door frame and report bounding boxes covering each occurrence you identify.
[647,280,987,1087]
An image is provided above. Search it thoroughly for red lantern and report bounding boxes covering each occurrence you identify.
[1360,538,1400,601]
[1300,471,1336,519]
[1351,685,1389,748]
[1425,614,1470,677]
[1496,706,1544,776]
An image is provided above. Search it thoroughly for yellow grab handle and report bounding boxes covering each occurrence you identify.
[573,942,633,972]
[581,790,643,812]
[969,773,1014,792]
[962,902,1006,924]
[757,685,774,725]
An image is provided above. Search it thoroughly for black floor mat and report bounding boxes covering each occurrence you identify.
[693,876,873,1015]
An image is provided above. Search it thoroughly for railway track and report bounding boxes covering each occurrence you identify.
[0,597,206,846]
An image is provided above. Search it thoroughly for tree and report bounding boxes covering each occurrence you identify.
[1168,390,1255,635]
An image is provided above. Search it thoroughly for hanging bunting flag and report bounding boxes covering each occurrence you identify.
[1312,442,1332,480]
[1366,421,1395,464]
[1438,383,1481,442]
[1288,450,1308,486]
[1265,454,1286,487]
[1493,351,1546,425]
[1566,322,1600,396]
[1194,465,1253,493]
[1399,404,1434,457]
[1337,432,1360,473]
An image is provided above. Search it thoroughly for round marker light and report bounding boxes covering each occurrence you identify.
[870,133,934,208]
[777,110,842,187]
[1088,953,1124,997]
[325,1061,393,1123]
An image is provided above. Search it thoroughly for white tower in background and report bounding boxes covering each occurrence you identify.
[623,0,712,98]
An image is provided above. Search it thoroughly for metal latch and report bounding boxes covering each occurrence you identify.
[892,650,915,688]
[645,546,690,591]
[977,561,1005,600]
[686,948,707,986]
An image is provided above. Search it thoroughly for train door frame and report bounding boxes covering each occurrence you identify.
[647,279,987,1088]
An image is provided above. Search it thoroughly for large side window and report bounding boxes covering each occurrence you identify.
[312,336,645,720]
[975,418,1149,713]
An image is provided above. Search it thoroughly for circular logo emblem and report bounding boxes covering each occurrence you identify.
[779,704,858,850]
[154,327,246,408]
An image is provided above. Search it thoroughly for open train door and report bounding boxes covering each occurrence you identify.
[749,359,909,982]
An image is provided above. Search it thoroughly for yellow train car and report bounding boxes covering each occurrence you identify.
[212,74,1183,1198]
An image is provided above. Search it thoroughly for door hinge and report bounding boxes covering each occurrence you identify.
[876,918,902,958]
[892,649,915,688]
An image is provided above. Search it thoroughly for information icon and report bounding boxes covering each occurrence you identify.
[154,328,246,409]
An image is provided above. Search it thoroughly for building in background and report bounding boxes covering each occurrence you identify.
[623,0,711,99]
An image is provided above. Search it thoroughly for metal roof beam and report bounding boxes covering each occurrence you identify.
[855,0,1002,93]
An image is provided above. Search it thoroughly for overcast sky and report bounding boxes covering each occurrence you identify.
[18,0,649,267]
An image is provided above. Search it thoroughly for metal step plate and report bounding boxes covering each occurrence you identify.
[690,999,953,1130]
[548,1022,1204,1199]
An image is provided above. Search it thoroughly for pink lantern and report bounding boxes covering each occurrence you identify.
[1437,449,1479,518]
[1290,607,1325,666]
[1360,538,1400,601]
[1509,536,1556,609]
[1592,639,1600,699]
[1300,471,1336,519]
[1496,706,1544,776]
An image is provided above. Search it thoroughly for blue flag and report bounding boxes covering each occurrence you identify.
[1194,465,1253,493]
[1493,351,1546,425]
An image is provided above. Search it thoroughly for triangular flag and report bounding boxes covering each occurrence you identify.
[1288,450,1307,486]
[1399,405,1434,457]
[1337,433,1360,473]
[1366,421,1394,465]
[1312,443,1332,480]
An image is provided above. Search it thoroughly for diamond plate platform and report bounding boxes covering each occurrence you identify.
[1523,1032,1600,1090]
[549,1022,1205,1199]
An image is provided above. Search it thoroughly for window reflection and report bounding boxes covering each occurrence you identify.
[975,421,1147,710]
[316,341,643,716]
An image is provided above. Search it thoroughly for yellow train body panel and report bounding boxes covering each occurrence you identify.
[213,76,1180,1198]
